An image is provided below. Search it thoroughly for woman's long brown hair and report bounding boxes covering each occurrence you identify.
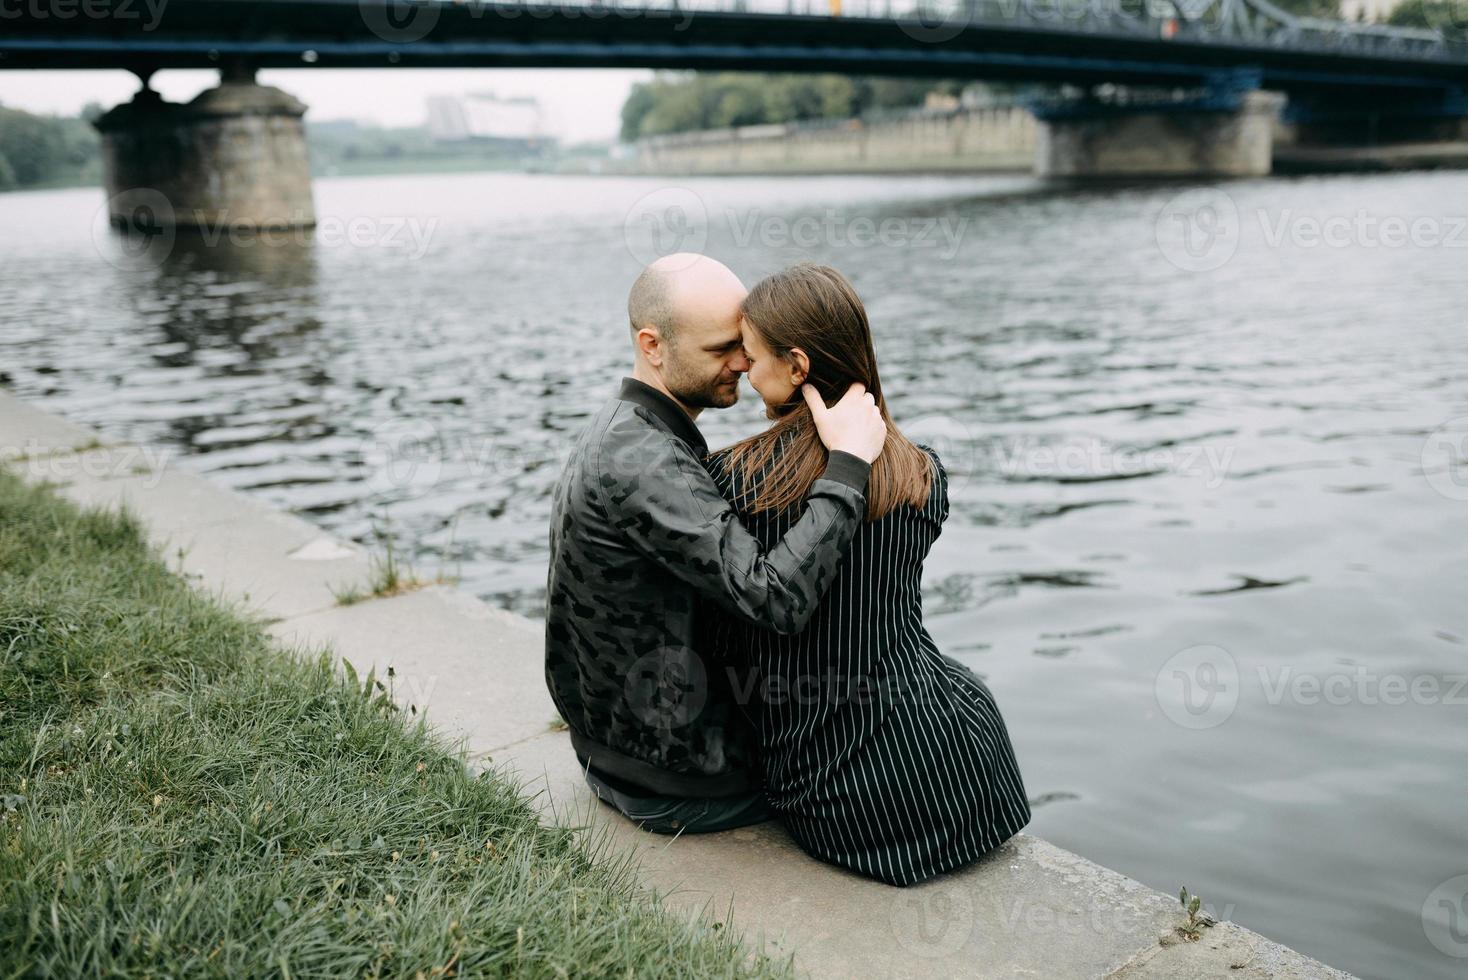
[724,262,932,522]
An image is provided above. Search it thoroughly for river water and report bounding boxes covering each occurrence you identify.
[2,171,1466,978]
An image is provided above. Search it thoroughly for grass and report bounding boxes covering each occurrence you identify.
[333,535,454,607]
[0,469,792,979]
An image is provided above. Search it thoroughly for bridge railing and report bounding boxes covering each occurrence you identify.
[484,0,1464,62]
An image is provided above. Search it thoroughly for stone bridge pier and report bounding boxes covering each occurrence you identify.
[1034,72,1285,179]
[93,64,316,232]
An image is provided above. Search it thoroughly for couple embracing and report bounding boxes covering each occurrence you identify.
[544,253,1030,887]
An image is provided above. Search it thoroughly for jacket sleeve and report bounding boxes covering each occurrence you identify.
[594,424,869,636]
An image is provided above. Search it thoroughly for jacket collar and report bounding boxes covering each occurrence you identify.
[617,377,708,455]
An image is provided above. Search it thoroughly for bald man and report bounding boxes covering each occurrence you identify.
[544,253,887,835]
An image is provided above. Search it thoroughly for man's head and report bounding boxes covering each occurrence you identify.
[628,253,750,412]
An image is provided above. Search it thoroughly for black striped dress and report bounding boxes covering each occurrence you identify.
[703,439,1032,887]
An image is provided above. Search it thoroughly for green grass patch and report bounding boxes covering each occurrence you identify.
[0,470,790,978]
[332,537,453,607]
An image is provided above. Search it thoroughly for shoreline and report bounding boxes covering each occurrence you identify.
[1,386,1357,979]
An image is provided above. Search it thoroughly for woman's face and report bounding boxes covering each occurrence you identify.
[739,315,804,419]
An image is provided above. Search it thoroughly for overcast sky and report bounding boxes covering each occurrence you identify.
[0,68,650,143]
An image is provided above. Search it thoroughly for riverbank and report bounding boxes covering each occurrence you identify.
[0,427,785,976]
[626,105,1036,176]
[0,388,1358,978]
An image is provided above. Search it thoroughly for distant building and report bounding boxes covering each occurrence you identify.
[425,93,551,152]
[1339,0,1405,22]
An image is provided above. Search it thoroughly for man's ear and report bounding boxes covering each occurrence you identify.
[788,347,810,387]
[635,326,663,367]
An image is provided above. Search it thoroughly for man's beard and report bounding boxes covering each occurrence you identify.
[668,370,739,410]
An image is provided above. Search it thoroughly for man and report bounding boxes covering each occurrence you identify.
[544,252,887,834]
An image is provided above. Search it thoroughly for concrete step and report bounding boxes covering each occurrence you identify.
[0,389,1357,979]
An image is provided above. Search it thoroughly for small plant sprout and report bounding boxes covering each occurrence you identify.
[1177,886,1216,941]
[331,527,454,606]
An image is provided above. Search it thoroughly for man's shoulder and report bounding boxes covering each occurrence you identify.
[572,393,679,460]
[604,395,690,450]
[579,396,714,511]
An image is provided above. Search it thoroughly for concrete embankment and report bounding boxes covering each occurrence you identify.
[618,104,1468,179]
[0,387,1357,979]
[629,106,1036,176]
[1272,140,1468,173]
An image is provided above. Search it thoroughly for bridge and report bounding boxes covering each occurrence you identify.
[6,0,1467,224]
[5,0,1467,89]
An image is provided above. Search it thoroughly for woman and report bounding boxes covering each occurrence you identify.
[704,262,1031,887]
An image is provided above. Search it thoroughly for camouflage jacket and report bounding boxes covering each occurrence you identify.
[544,377,870,798]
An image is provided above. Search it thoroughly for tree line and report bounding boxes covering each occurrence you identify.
[620,73,971,142]
[0,103,103,192]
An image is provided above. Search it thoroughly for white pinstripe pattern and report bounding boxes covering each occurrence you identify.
[705,442,1033,887]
